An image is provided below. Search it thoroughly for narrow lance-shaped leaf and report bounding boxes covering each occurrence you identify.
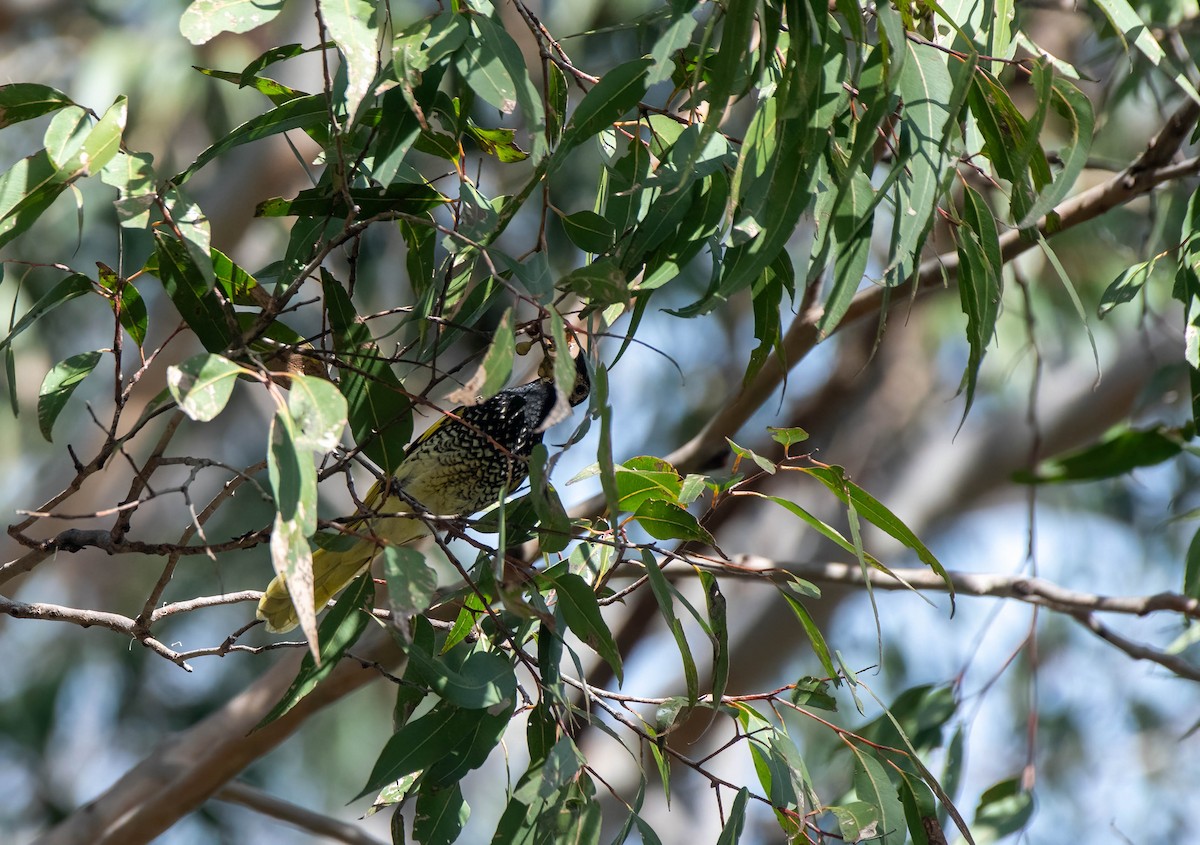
[256,573,374,727]
[446,307,514,406]
[556,58,653,161]
[640,550,700,705]
[37,351,103,441]
[548,571,624,685]
[0,273,94,353]
[321,270,412,474]
[318,0,379,121]
[1092,0,1200,105]
[803,465,954,603]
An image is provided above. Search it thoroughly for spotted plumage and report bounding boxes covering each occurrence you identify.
[256,347,590,633]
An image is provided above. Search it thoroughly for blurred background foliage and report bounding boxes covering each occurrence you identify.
[3,0,1200,843]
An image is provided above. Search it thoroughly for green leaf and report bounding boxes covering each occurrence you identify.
[973,778,1034,841]
[446,307,514,405]
[647,3,699,85]
[955,208,1001,419]
[1184,526,1200,601]
[698,569,729,707]
[792,676,837,710]
[37,351,102,441]
[466,120,529,162]
[1014,76,1094,228]
[547,571,623,684]
[558,209,616,254]
[881,42,956,286]
[101,150,157,229]
[322,271,412,474]
[558,58,653,159]
[769,426,809,448]
[1014,425,1182,483]
[641,550,699,704]
[615,461,683,511]
[180,0,286,44]
[803,466,952,597]
[357,705,477,798]
[714,787,749,845]
[96,264,148,347]
[406,637,518,710]
[528,445,572,554]
[830,801,879,842]
[456,17,518,113]
[161,186,214,288]
[255,182,446,218]
[558,258,630,306]
[1099,258,1158,317]
[717,111,818,305]
[632,499,713,543]
[778,588,838,680]
[167,353,246,422]
[414,783,469,845]
[269,407,321,656]
[152,232,230,351]
[0,150,71,249]
[381,545,438,626]
[256,573,373,727]
[319,0,379,120]
[0,273,94,353]
[81,96,126,175]
[850,745,905,843]
[0,83,75,128]
[462,15,544,150]
[1092,0,1200,105]
[269,409,318,535]
[288,374,348,451]
[814,166,874,338]
[727,437,777,475]
[172,95,330,184]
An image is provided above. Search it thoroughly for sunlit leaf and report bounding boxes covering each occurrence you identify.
[37,350,102,441]
[167,353,246,422]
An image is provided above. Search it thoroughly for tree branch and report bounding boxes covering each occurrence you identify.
[724,557,1200,621]
[657,99,1200,477]
[35,628,402,845]
[213,781,389,845]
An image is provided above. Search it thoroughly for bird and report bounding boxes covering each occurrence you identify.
[256,339,591,633]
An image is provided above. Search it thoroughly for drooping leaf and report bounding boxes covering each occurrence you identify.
[256,573,373,727]
[152,232,231,351]
[546,571,623,685]
[445,307,514,405]
[640,550,699,704]
[319,0,379,120]
[172,95,331,184]
[321,271,412,474]
[37,351,103,441]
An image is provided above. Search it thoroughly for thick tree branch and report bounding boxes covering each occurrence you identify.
[35,628,402,845]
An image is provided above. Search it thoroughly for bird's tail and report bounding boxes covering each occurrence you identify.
[256,497,426,634]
